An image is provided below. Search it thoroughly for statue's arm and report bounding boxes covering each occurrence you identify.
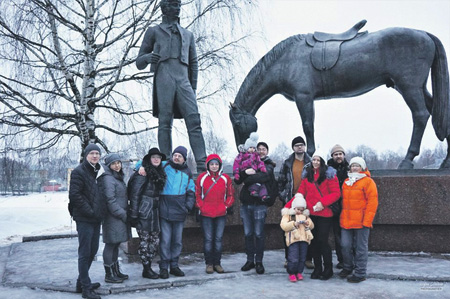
[136,27,156,70]
[188,31,198,90]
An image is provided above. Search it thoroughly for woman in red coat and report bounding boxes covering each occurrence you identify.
[195,154,234,274]
[285,149,340,280]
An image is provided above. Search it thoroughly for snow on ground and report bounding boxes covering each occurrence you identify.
[0,192,73,246]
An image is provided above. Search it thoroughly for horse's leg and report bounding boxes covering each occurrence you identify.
[398,87,430,169]
[295,96,316,157]
[439,137,450,168]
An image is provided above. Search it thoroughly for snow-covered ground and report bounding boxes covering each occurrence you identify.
[0,192,73,247]
[0,192,448,298]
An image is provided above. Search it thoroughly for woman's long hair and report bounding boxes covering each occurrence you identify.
[305,157,327,185]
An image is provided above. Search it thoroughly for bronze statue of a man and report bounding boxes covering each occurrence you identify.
[136,0,206,172]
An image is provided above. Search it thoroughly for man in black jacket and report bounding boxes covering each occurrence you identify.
[69,144,106,299]
[327,144,349,269]
[278,136,312,268]
[235,139,275,275]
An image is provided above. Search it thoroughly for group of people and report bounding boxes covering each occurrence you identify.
[68,134,378,298]
[69,144,200,299]
[279,137,379,284]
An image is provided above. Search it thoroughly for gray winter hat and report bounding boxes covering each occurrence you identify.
[104,153,121,167]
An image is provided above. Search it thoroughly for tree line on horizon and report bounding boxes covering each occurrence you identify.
[1,141,446,195]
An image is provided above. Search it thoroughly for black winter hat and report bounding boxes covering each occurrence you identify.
[143,147,167,164]
[84,143,101,158]
[172,146,188,161]
[291,136,306,149]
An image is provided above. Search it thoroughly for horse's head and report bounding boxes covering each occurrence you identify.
[229,103,258,151]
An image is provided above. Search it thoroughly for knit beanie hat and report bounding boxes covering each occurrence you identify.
[84,143,101,158]
[312,148,327,162]
[244,132,259,150]
[292,193,307,209]
[104,153,121,167]
[330,144,345,156]
[172,146,188,161]
[257,141,269,151]
[349,157,367,170]
[291,136,306,149]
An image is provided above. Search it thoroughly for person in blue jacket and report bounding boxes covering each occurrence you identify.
[157,146,195,279]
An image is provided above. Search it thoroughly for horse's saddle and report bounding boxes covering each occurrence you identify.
[306,20,367,71]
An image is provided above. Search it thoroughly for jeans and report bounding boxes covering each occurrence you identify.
[76,221,101,290]
[240,204,267,263]
[201,215,226,265]
[332,214,343,263]
[102,243,120,265]
[310,216,333,269]
[341,227,370,278]
[159,218,185,270]
[287,241,308,275]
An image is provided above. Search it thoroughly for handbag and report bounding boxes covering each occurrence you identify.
[314,182,341,216]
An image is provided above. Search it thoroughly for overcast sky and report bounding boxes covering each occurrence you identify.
[176,0,450,159]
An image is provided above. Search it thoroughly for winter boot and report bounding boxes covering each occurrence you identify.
[82,287,101,299]
[320,264,334,280]
[310,258,323,279]
[113,261,129,280]
[104,263,124,283]
[76,280,100,293]
[142,263,159,279]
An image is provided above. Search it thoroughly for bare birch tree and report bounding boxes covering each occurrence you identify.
[0,0,255,161]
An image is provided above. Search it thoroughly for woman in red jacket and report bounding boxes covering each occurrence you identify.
[195,154,234,274]
[285,149,340,280]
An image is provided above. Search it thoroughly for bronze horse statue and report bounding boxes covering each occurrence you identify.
[229,20,450,169]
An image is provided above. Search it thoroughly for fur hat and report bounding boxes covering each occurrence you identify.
[291,136,306,149]
[330,144,345,156]
[312,148,328,162]
[244,132,259,150]
[84,143,101,158]
[172,146,188,161]
[104,153,121,167]
[349,156,367,170]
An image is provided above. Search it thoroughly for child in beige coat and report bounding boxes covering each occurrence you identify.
[280,193,314,282]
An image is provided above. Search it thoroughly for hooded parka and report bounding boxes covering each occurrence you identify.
[195,154,234,218]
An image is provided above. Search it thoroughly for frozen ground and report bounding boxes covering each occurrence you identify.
[0,192,73,246]
[0,192,449,298]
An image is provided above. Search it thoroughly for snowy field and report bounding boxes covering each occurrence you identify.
[0,192,73,247]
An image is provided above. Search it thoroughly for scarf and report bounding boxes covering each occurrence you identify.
[345,172,366,186]
[145,164,167,191]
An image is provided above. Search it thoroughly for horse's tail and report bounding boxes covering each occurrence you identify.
[427,32,450,141]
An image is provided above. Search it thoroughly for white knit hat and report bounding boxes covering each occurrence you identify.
[244,132,259,150]
[292,193,307,209]
[349,156,367,170]
[312,148,328,162]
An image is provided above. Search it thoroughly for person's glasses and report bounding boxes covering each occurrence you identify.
[294,144,305,147]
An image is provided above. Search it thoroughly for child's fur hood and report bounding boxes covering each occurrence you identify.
[281,207,310,217]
